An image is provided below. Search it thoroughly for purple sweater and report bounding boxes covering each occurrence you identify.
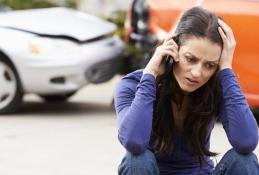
[114,68,258,175]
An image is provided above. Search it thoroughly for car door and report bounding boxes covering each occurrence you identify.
[202,0,259,106]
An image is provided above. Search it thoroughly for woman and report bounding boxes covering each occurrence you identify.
[114,7,259,175]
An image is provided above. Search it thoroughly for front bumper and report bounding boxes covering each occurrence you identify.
[85,55,124,84]
[16,36,125,94]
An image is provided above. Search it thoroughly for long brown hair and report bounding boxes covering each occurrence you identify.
[151,7,223,166]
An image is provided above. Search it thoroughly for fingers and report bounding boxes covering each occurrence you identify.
[217,19,236,70]
[165,47,178,58]
[164,39,178,48]
[161,50,178,59]
[218,19,236,46]
[218,19,231,35]
[158,37,179,61]
[155,44,178,62]
[145,34,179,76]
[164,43,179,61]
[163,38,179,51]
[218,26,227,44]
[164,32,177,42]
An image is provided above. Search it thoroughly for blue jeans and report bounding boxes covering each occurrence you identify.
[118,149,259,175]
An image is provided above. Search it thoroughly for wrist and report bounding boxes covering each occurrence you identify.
[143,68,158,78]
[220,64,232,71]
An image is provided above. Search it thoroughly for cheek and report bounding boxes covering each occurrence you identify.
[173,61,185,79]
[172,60,190,87]
[173,56,188,72]
[201,71,216,85]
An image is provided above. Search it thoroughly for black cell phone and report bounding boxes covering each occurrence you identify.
[164,35,179,74]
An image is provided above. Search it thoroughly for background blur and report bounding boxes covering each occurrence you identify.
[0,0,258,175]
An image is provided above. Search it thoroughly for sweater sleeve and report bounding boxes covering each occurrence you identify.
[218,68,258,154]
[114,71,156,154]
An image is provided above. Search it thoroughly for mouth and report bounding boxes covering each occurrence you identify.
[185,77,199,85]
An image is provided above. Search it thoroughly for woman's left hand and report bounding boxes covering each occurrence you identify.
[218,19,236,70]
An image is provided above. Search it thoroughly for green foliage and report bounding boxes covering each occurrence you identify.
[65,0,76,8]
[106,10,126,39]
[0,0,77,10]
[125,43,144,68]
[0,0,56,9]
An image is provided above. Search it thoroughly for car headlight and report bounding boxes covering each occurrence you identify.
[28,36,80,55]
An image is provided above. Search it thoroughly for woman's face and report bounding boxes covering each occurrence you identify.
[173,36,221,93]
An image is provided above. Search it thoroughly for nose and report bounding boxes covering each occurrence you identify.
[190,64,202,78]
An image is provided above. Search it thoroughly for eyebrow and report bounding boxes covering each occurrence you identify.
[186,52,219,64]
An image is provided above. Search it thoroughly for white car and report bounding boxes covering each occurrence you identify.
[0,7,125,114]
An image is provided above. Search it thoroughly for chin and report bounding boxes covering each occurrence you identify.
[179,84,199,94]
[182,89,195,94]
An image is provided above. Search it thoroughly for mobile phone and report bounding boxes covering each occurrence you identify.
[164,35,179,74]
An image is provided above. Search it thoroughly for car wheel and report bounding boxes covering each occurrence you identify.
[0,56,22,114]
[40,92,76,102]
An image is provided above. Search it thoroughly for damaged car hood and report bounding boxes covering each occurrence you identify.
[0,7,117,42]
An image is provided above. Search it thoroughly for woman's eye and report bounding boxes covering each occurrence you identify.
[206,63,216,69]
[185,56,195,62]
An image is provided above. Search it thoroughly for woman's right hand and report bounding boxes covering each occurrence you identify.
[143,35,179,78]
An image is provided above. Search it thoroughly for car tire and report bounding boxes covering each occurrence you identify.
[0,55,23,114]
[40,92,76,102]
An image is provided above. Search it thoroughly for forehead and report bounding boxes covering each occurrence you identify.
[179,37,221,62]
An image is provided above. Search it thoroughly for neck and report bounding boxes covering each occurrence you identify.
[174,94,191,111]
[181,95,190,110]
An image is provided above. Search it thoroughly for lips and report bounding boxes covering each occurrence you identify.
[185,77,199,85]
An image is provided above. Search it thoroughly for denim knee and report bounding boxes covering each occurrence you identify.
[213,148,259,175]
[118,149,160,175]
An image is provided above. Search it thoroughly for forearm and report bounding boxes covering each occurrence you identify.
[115,73,156,154]
[219,68,258,153]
